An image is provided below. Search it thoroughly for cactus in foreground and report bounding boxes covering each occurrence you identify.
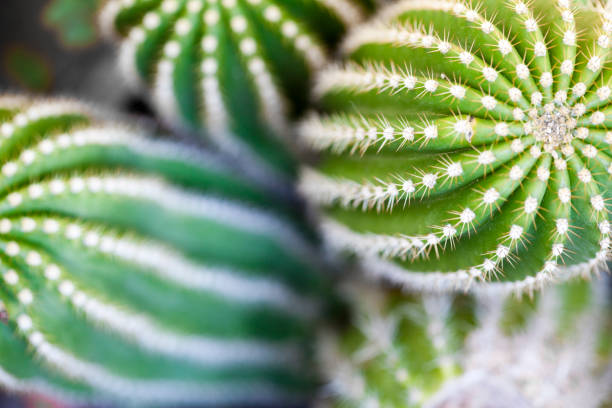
[100,0,374,175]
[318,277,612,408]
[0,96,329,406]
[300,0,612,293]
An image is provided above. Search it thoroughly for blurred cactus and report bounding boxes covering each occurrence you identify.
[318,277,612,408]
[99,0,375,176]
[3,47,53,93]
[43,0,100,48]
[0,96,329,406]
[300,0,612,294]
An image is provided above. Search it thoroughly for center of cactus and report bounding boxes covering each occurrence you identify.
[530,106,576,153]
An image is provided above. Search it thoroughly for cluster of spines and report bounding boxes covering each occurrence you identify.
[0,97,327,406]
[300,0,612,293]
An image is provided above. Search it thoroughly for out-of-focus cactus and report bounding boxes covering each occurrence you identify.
[99,0,375,176]
[0,96,329,406]
[300,0,612,294]
[318,277,612,408]
[43,0,100,48]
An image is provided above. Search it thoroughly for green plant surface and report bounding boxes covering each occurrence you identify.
[300,0,612,294]
[43,0,100,48]
[99,0,375,177]
[318,277,612,408]
[2,46,52,92]
[0,96,329,407]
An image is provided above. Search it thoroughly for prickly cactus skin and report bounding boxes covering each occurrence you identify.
[0,96,328,407]
[318,278,612,408]
[300,0,612,294]
[100,0,375,176]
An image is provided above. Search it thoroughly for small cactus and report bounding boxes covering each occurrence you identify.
[300,0,612,293]
[100,0,374,175]
[0,96,328,406]
[318,277,612,408]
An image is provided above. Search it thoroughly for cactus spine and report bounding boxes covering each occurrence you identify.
[300,0,612,293]
[318,278,612,408]
[100,0,374,175]
[0,96,328,406]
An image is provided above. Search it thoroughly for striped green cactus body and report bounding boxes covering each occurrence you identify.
[318,278,612,408]
[0,96,329,406]
[300,0,612,293]
[99,0,375,176]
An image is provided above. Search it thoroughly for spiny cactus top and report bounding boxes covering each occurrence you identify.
[0,96,329,406]
[99,0,375,176]
[300,0,612,294]
[318,278,612,408]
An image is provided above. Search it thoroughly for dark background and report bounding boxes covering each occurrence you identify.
[1,0,127,107]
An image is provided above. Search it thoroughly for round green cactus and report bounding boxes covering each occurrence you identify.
[0,96,329,406]
[318,277,612,408]
[99,0,375,175]
[300,0,612,293]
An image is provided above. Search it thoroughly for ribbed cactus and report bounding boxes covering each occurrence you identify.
[300,0,612,293]
[318,277,612,408]
[99,0,375,175]
[0,96,329,406]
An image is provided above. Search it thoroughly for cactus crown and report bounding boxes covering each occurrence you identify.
[100,0,374,175]
[319,278,612,408]
[301,0,612,293]
[0,96,328,406]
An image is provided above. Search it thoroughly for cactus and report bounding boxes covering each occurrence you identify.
[99,0,375,176]
[318,277,612,408]
[0,95,329,406]
[300,0,612,294]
